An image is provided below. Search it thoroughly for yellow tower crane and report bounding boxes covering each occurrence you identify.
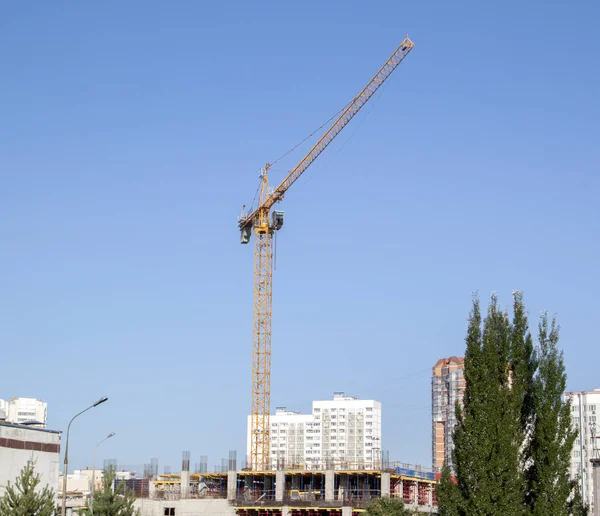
[238,35,415,471]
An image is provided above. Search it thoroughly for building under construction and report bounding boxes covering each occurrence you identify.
[130,451,439,515]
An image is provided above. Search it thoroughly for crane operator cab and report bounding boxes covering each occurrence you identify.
[272,211,284,230]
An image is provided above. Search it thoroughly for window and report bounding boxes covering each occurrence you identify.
[164,509,175,516]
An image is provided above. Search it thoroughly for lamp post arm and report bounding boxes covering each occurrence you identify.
[61,399,107,516]
[64,405,95,464]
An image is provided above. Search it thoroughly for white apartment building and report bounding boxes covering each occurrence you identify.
[565,389,600,511]
[0,397,47,428]
[247,392,382,470]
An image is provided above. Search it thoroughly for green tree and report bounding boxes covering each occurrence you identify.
[438,292,582,515]
[364,497,414,516]
[509,291,537,440]
[525,313,577,515]
[83,468,139,516]
[437,466,461,516]
[0,459,57,515]
[442,294,526,515]
[567,479,589,516]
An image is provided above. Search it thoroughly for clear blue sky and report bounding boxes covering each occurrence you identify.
[1,1,598,472]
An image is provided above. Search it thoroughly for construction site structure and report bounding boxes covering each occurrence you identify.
[238,35,415,471]
[142,464,438,515]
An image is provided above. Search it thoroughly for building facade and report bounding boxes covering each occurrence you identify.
[565,389,600,511]
[0,421,61,497]
[432,356,465,470]
[0,397,47,428]
[247,393,382,470]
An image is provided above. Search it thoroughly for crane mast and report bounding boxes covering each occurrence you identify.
[240,35,414,471]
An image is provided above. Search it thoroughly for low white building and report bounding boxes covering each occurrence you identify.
[565,389,600,511]
[247,392,382,470]
[0,397,48,428]
[0,421,61,497]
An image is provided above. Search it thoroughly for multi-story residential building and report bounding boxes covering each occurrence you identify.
[432,356,465,471]
[565,389,600,511]
[247,393,382,470]
[0,397,47,428]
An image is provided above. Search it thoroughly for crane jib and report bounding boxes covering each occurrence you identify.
[238,35,414,234]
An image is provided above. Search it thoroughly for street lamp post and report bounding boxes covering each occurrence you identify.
[61,397,108,516]
[91,432,115,515]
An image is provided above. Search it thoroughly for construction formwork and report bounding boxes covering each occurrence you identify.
[145,468,437,511]
[151,473,228,500]
[236,510,362,516]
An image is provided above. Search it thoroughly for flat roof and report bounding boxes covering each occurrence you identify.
[0,421,61,435]
[565,390,600,396]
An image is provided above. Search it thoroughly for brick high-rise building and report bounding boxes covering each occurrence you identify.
[432,356,465,470]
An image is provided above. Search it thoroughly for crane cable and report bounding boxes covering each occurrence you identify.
[247,105,348,214]
[249,62,396,211]
[300,66,399,188]
[270,102,351,167]
[248,182,261,214]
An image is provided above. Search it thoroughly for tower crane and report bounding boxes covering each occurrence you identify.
[238,35,415,471]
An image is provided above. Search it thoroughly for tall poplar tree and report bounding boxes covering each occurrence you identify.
[444,294,525,515]
[525,313,578,515]
[437,466,462,516]
[438,292,583,515]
